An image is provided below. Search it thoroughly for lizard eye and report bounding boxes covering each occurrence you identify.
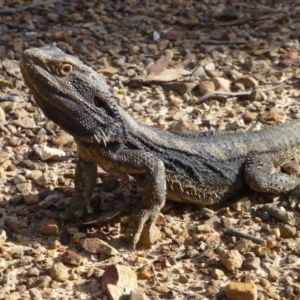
[59,63,73,76]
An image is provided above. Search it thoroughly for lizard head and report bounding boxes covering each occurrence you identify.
[20,46,123,144]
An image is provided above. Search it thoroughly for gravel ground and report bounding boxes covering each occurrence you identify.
[1,1,300,299]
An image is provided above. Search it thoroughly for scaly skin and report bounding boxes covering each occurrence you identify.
[20,46,300,248]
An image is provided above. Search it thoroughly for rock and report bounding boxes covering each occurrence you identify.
[234,239,254,254]
[196,224,214,233]
[226,282,258,300]
[62,250,83,266]
[204,62,215,71]
[37,219,59,235]
[198,80,215,95]
[129,288,151,300]
[16,182,32,193]
[212,77,231,92]
[80,238,119,256]
[24,194,39,205]
[211,269,224,279]
[170,119,199,132]
[204,215,221,230]
[14,108,28,118]
[52,132,73,147]
[197,208,215,219]
[232,197,251,211]
[192,66,205,77]
[227,119,245,131]
[9,136,22,147]
[0,166,5,179]
[50,262,69,282]
[26,267,40,277]
[221,250,244,271]
[27,170,43,180]
[14,174,26,184]
[102,177,120,192]
[0,107,6,122]
[139,268,152,280]
[4,292,21,300]
[102,265,138,300]
[28,288,42,299]
[220,6,238,21]
[279,224,296,238]
[243,111,256,123]
[35,172,58,188]
[13,117,37,129]
[243,257,261,270]
[32,144,66,161]
[259,107,285,122]
[249,90,266,102]
[6,218,21,232]
[27,276,51,288]
[139,223,162,246]
[179,274,189,283]
[0,230,7,246]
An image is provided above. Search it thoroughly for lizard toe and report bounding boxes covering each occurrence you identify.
[126,209,161,249]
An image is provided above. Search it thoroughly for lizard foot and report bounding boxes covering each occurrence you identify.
[47,197,93,220]
[125,209,161,249]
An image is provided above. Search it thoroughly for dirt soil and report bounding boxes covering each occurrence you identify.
[0,0,300,299]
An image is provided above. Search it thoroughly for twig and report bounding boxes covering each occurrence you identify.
[224,227,266,244]
[150,263,160,285]
[165,286,200,296]
[179,40,246,46]
[0,0,61,14]
[198,80,287,103]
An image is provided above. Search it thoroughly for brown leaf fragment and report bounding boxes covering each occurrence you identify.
[2,59,20,76]
[98,67,119,75]
[146,68,191,82]
[80,238,119,256]
[157,39,169,51]
[147,56,169,75]
[102,264,138,300]
[233,76,258,89]
[282,160,300,175]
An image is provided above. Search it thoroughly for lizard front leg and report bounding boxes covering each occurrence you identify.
[47,157,97,220]
[85,145,167,249]
[108,150,166,249]
[71,157,97,218]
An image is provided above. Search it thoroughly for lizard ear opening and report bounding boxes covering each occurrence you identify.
[93,96,102,107]
[93,95,116,118]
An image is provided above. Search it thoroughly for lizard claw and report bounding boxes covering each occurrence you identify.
[126,209,161,249]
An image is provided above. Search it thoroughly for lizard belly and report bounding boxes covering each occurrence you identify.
[165,169,246,205]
